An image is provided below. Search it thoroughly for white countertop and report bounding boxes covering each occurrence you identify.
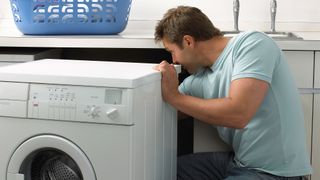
[1,20,320,50]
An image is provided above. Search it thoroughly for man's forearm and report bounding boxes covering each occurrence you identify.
[170,93,248,129]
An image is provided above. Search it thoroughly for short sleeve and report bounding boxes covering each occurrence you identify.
[178,73,205,97]
[231,32,281,83]
[178,80,189,95]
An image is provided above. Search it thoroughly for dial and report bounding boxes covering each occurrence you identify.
[89,106,100,119]
[106,108,118,120]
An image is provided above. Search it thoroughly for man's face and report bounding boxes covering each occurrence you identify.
[162,37,200,74]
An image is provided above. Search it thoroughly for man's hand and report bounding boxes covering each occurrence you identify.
[153,60,180,103]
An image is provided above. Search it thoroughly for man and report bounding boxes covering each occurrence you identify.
[153,6,312,180]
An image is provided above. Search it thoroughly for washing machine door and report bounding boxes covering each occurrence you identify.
[7,135,96,180]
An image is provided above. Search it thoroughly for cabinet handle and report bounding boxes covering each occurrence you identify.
[299,88,320,94]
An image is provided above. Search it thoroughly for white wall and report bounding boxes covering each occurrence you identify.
[130,0,320,22]
[0,0,11,19]
[1,0,319,29]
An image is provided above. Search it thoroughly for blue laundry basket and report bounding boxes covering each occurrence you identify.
[9,0,132,35]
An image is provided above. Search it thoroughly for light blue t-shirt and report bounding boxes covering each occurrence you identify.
[179,31,312,176]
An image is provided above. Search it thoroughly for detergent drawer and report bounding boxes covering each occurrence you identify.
[0,82,29,100]
[0,82,29,118]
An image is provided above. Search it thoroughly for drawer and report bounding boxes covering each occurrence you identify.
[283,51,314,88]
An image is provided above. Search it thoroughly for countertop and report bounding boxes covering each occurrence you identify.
[0,20,320,50]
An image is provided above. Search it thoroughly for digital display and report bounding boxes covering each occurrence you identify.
[105,89,122,105]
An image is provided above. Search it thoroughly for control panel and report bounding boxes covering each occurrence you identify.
[28,84,131,125]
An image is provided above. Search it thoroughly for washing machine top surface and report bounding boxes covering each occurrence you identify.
[0,59,181,88]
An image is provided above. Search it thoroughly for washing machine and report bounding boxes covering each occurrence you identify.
[0,59,180,180]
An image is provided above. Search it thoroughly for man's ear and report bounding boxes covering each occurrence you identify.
[182,35,195,48]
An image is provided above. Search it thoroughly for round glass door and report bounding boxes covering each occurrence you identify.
[19,148,83,180]
[7,135,96,180]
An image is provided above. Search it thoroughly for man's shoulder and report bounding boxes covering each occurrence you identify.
[237,31,268,39]
[232,31,277,53]
[234,31,270,44]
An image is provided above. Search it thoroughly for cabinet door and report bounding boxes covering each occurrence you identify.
[315,52,320,88]
[283,51,314,88]
[300,94,313,158]
[313,52,320,180]
[312,95,320,180]
[193,120,231,153]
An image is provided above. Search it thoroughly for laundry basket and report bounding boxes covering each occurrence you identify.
[9,0,132,35]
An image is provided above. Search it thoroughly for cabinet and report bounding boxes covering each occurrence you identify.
[283,51,314,88]
[193,121,230,153]
[0,48,61,67]
[284,51,315,180]
[312,52,320,180]
[300,94,313,157]
[284,51,314,158]
[315,52,320,88]
[313,95,320,179]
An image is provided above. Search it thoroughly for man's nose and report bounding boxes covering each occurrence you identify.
[172,55,177,64]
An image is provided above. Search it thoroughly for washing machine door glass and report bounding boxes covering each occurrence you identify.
[39,154,81,180]
[20,149,82,180]
[7,135,96,180]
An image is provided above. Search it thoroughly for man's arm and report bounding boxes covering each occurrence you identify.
[171,78,269,129]
[155,61,269,129]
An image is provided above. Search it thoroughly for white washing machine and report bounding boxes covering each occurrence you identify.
[0,59,180,180]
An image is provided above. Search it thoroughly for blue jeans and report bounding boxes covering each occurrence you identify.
[177,152,305,180]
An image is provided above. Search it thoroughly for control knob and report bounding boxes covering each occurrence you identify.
[106,108,118,120]
[89,106,100,119]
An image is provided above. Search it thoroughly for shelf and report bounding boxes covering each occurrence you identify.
[1,20,320,50]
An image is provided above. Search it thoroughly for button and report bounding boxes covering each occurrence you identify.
[31,101,39,118]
